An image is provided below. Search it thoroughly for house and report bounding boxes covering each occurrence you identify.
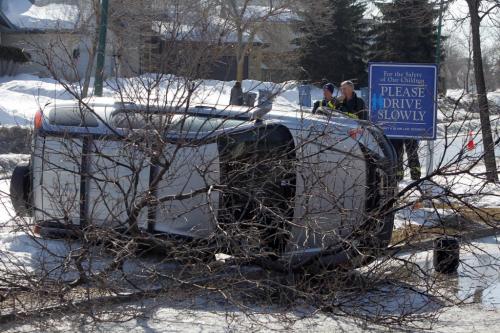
[0,0,301,84]
[148,19,264,81]
[148,1,301,82]
[0,0,145,81]
[255,6,300,82]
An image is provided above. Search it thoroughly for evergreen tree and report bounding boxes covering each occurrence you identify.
[296,0,368,86]
[369,0,442,63]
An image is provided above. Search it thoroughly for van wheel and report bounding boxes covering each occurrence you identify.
[10,162,32,217]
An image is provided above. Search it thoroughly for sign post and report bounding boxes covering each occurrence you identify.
[429,0,445,177]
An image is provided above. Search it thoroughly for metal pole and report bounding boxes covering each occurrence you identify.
[426,0,445,177]
[94,0,109,97]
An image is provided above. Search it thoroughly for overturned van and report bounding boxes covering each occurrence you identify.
[10,101,397,269]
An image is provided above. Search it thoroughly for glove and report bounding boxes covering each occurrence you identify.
[312,100,321,114]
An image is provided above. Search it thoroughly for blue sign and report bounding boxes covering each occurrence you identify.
[369,63,438,140]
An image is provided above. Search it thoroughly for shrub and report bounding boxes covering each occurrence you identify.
[0,126,31,154]
[0,45,30,63]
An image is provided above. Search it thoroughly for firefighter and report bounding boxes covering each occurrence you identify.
[312,83,337,114]
[336,80,367,120]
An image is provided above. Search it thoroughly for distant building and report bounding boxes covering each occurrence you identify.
[147,19,264,81]
[0,0,146,81]
[257,6,300,82]
[0,0,111,80]
[0,0,301,83]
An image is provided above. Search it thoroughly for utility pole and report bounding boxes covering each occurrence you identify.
[94,0,109,97]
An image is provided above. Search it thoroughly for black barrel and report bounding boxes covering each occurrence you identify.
[433,236,460,274]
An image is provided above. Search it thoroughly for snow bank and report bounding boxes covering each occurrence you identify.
[0,74,327,125]
[0,74,76,125]
[446,89,500,108]
[0,154,29,174]
[1,0,79,30]
[488,90,500,107]
[0,75,497,128]
[394,161,500,229]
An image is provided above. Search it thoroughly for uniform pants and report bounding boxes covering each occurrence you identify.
[390,139,421,180]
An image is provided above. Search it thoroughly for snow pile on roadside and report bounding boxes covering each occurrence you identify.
[0,154,29,174]
[0,75,498,128]
[0,74,75,125]
[432,163,500,208]
[394,162,500,229]
[446,89,500,110]
[488,90,500,106]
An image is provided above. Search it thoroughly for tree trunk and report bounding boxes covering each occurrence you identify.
[82,34,99,98]
[82,4,101,98]
[236,29,245,82]
[467,0,498,182]
[236,54,245,82]
[465,35,472,93]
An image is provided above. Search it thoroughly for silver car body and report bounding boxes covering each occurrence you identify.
[25,101,397,266]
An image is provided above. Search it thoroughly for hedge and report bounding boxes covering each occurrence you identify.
[0,126,31,154]
[0,45,30,63]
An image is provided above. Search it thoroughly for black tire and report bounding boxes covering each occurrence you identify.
[10,162,32,217]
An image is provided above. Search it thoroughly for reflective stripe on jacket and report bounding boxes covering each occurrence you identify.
[312,98,337,114]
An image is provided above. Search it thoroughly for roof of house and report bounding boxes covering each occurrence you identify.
[153,21,264,45]
[0,0,80,32]
[242,5,299,23]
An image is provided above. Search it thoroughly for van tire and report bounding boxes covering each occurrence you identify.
[10,163,32,217]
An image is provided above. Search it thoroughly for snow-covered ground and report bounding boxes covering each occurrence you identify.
[2,236,499,332]
[447,89,500,108]
[394,162,500,229]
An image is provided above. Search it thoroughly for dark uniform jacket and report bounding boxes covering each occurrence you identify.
[230,85,243,105]
[336,92,367,120]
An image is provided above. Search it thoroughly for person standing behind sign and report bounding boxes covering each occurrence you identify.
[312,83,337,114]
[391,139,421,181]
[336,80,367,120]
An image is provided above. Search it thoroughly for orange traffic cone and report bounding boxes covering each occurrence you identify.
[413,200,423,209]
[467,130,475,151]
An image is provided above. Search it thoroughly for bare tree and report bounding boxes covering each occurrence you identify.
[464,0,499,182]
[78,0,101,98]
[217,0,298,81]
